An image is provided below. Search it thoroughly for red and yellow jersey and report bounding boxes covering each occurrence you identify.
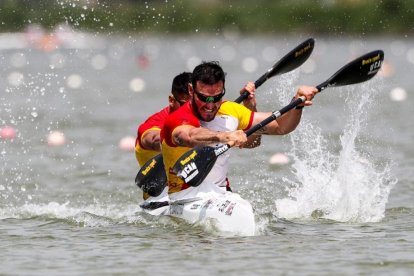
[161,102,200,193]
[135,106,169,167]
[161,101,254,194]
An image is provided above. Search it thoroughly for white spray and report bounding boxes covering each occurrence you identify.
[275,83,397,222]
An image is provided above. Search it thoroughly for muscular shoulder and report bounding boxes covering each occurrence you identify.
[138,106,169,135]
[162,103,200,144]
[165,103,199,127]
[217,101,254,130]
[218,101,251,117]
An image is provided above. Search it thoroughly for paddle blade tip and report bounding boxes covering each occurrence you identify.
[360,49,385,79]
[320,49,385,90]
[266,37,316,79]
[135,154,167,197]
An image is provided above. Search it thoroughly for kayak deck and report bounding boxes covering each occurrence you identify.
[142,191,256,236]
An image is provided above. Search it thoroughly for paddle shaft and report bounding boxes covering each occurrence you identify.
[226,80,336,151]
[234,76,272,103]
[140,197,201,210]
[245,96,305,136]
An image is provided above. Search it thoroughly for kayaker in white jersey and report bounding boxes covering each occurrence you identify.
[160,61,318,200]
[199,81,260,192]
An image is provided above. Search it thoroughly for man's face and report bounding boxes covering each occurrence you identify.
[191,80,225,122]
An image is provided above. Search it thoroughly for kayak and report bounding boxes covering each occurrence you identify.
[140,184,256,236]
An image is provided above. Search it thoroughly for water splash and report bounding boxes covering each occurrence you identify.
[275,82,397,223]
[0,200,147,227]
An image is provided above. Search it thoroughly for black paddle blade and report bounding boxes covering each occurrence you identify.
[135,153,166,197]
[172,145,219,187]
[234,38,315,104]
[255,38,315,87]
[318,50,384,91]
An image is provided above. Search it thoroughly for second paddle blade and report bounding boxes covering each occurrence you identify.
[325,50,384,88]
[267,38,315,78]
[172,145,218,187]
[135,153,167,197]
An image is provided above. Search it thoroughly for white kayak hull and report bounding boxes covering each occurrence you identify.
[142,191,256,236]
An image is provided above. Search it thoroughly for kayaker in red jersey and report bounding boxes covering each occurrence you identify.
[135,72,192,168]
[161,61,319,200]
[135,72,191,200]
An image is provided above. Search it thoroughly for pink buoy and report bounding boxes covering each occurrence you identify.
[119,136,136,152]
[47,131,66,146]
[378,61,394,77]
[269,152,290,166]
[136,54,150,69]
[0,126,16,140]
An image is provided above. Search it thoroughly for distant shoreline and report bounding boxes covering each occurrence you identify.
[0,0,412,35]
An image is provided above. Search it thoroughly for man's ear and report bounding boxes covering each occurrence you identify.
[188,83,194,96]
[168,95,174,107]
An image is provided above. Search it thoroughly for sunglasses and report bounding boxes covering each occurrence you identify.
[194,89,225,103]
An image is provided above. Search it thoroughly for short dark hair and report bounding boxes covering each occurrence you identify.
[191,61,226,90]
[171,72,192,99]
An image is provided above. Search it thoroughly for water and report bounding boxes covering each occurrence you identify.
[1,33,414,275]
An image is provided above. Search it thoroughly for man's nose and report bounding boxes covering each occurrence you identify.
[205,102,216,109]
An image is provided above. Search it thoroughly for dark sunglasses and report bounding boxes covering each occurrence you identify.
[194,89,225,103]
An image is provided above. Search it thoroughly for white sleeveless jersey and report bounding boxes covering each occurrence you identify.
[200,101,254,187]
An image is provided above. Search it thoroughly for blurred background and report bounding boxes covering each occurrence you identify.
[0,0,412,35]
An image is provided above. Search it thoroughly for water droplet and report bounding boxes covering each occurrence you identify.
[129,78,146,92]
[262,47,278,62]
[389,87,407,102]
[91,54,108,70]
[66,74,83,89]
[186,56,201,71]
[8,71,24,86]
[242,57,258,73]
